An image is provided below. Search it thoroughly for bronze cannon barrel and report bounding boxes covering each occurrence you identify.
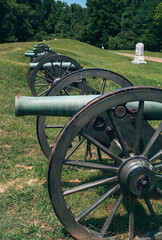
[28,62,79,70]
[25,48,52,57]
[15,95,162,120]
[25,51,46,57]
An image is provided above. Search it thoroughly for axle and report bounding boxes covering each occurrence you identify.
[15,95,162,120]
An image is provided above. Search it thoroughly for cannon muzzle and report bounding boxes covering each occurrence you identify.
[15,95,162,120]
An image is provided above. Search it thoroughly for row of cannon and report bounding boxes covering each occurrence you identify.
[25,43,82,96]
[15,43,162,239]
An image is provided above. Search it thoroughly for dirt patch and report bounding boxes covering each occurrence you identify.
[14,47,23,51]
[0,178,21,193]
[0,177,46,193]
[112,52,162,63]
[15,164,33,170]
[68,178,82,183]
[4,144,12,149]
[15,178,46,190]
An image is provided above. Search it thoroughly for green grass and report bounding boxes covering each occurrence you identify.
[0,39,161,240]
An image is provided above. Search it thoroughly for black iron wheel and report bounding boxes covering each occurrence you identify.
[36,68,133,159]
[27,52,55,88]
[30,54,82,96]
[48,87,162,240]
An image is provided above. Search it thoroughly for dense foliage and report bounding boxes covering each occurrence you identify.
[0,0,161,50]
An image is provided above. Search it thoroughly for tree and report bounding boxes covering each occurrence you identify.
[86,0,127,48]
[0,1,40,43]
[108,0,162,50]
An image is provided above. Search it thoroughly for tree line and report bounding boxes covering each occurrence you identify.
[0,0,161,51]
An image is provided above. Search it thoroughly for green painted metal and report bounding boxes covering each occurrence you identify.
[32,47,52,51]
[25,51,51,57]
[15,95,98,117]
[25,51,35,57]
[29,62,78,70]
[15,95,162,120]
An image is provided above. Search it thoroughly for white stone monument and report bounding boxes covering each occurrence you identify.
[132,43,147,64]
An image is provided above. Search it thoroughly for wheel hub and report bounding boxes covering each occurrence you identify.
[118,157,156,195]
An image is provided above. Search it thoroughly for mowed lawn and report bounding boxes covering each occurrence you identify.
[0,39,162,239]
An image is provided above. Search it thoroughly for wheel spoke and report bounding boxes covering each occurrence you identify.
[142,122,162,158]
[83,141,90,162]
[150,149,162,163]
[63,87,70,95]
[97,147,102,163]
[66,85,80,93]
[59,60,63,77]
[35,74,53,83]
[63,159,119,173]
[100,193,123,237]
[129,195,136,240]
[85,85,100,94]
[45,124,65,128]
[65,137,85,160]
[35,83,50,88]
[80,130,123,164]
[107,110,130,158]
[43,66,55,80]
[38,88,50,96]
[100,78,106,94]
[154,163,162,170]
[156,174,162,180]
[144,196,161,231]
[75,184,120,222]
[63,176,118,196]
[133,101,144,155]
[36,84,44,92]
[80,78,87,94]
[62,63,72,77]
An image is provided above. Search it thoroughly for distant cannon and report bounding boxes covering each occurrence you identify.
[25,43,54,61]
[28,54,82,96]
[25,43,55,87]
[25,44,82,95]
[15,84,162,240]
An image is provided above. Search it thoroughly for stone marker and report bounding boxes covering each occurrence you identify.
[132,43,147,64]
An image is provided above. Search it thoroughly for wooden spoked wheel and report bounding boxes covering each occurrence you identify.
[27,52,55,87]
[48,87,162,240]
[30,54,82,96]
[36,68,133,159]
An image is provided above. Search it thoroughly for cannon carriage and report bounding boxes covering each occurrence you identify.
[25,43,56,87]
[15,71,162,240]
[35,68,133,160]
[29,54,82,96]
[25,44,83,96]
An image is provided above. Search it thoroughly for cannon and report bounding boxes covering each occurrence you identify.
[35,68,133,160]
[28,54,82,96]
[25,43,55,86]
[15,86,162,240]
[27,52,55,87]
[25,43,53,61]
[25,44,84,96]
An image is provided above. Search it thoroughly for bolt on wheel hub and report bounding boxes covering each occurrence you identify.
[118,157,156,196]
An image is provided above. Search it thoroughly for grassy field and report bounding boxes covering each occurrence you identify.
[0,39,162,240]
